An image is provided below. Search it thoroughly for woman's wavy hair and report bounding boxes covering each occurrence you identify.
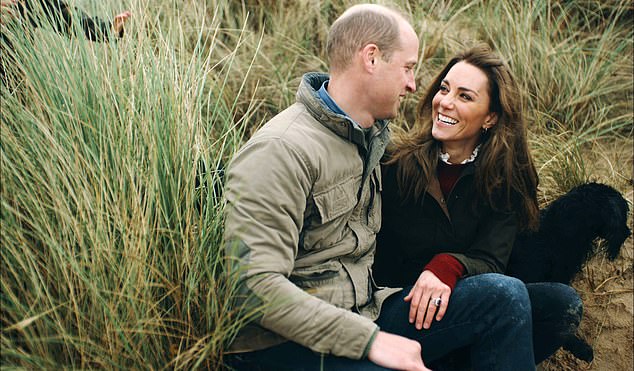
[387,44,540,231]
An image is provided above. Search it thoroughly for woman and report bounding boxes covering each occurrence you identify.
[374,44,583,366]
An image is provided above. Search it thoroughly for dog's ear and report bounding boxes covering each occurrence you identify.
[604,226,631,260]
[600,190,631,260]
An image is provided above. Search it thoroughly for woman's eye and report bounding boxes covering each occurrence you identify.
[439,85,448,92]
[460,93,473,101]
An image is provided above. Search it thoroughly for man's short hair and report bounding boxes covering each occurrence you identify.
[327,5,406,72]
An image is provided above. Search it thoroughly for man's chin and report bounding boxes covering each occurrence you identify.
[379,110,398,121]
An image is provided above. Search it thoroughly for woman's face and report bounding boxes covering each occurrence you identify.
[431,61,497,152]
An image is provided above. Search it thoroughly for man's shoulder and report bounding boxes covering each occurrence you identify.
[249,102,342,150]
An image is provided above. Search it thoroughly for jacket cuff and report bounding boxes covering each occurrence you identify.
[362,327,379,359]
[424,254,465,290]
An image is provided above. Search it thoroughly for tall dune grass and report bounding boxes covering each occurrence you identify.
[2,1,260,369]
[1,0,632,370]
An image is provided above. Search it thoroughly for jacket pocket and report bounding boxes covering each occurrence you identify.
[313,176,358,223]
[300,176,359,251]
[290,260,354,309]
[290,260,343,283]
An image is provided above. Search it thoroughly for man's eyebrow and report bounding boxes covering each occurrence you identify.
[441,79,480,96]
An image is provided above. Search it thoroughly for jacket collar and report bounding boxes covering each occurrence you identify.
[296,72,388,152]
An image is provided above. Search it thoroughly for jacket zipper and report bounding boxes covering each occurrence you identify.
[427,168,472,225]
[363,124,387,221]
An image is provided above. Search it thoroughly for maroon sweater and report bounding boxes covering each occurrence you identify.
[423,161,467,290]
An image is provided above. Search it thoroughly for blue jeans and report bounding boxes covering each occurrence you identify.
[426,280,583,370]
[225,274,581,371]
[527,281,583,363]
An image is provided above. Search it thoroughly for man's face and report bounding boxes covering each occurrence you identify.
[370,24,418,121]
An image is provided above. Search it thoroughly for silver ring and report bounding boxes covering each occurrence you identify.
[432,297,442,307]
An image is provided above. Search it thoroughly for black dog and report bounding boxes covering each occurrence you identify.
[507,182,632,362]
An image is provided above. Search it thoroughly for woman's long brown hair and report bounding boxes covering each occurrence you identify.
[387,44,540,231]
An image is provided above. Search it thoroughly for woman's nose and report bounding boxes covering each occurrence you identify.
[439,94,454,108]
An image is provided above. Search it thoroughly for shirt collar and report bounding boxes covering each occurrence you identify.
[440,144,481,165]
[318,80,368,132]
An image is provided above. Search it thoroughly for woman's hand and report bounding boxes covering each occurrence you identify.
[405,270,451,330]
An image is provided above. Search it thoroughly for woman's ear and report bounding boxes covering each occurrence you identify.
[483,112,498,129]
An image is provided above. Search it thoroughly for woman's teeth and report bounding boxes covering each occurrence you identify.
[438,113,458,125]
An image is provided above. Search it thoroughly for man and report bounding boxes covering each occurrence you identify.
[224,4,426,370]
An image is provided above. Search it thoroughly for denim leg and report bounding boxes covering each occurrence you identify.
[224,341,392,371]
[376,273,535,371]
[527,282,583,363]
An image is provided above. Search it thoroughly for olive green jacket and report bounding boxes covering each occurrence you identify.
[224,72,400,360]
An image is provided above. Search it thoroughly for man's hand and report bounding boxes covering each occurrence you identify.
[112,10,131,36]
[405,270,451,330]
[367,331,431,371]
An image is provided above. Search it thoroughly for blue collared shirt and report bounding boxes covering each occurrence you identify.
[318,81,369,132]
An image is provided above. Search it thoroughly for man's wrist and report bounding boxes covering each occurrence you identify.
[362,327,380,359]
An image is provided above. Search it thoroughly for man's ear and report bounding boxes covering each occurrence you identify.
[483,112,498,129]
[360,43,379,72]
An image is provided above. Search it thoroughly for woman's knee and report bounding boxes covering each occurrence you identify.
[555,283,582,321]
[527,282,583,330]
[460,273,531,314]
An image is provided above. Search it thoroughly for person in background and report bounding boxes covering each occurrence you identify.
[223,3,537,370]
[374,44,583,369]
[1,0,130,39]
[1,0,130,84]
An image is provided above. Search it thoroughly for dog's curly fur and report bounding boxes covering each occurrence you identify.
[507,182,632,363]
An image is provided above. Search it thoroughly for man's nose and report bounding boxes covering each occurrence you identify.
[407,76,416,93]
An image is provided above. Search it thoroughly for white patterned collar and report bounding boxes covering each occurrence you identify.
[439,144,481,165]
